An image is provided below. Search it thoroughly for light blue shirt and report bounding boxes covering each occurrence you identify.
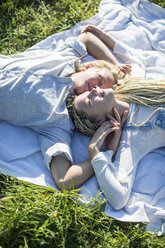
[0,37,87,170]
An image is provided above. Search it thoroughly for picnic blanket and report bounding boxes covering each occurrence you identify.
[0,0,165,235]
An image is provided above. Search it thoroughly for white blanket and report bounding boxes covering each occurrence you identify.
[0,0,165,235]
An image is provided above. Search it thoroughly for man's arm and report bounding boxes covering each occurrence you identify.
[79,26,132,75]
[78,31,119,65]
[81,25,117,50]
[50,155,94,190]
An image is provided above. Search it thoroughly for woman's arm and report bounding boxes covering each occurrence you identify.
[91,150,130,210]
[88,111,135,210]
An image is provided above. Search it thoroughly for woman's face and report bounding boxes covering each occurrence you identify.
[73,67,115,95]
[74,87,115,120]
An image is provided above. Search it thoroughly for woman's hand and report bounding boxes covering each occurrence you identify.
[88,108,128,159]
[88,121,119,160]
[105,108,128,156]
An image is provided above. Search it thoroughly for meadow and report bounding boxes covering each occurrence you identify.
[0,0,165,247]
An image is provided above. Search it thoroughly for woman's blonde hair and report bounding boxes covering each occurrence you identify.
[67,60,165,136]
[114,77,165,108]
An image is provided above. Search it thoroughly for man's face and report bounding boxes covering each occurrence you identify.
[72,67,115,95]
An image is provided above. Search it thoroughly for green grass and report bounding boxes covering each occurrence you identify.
[0,175,165,248]
[0,0,101,54]
[0,0,165,247]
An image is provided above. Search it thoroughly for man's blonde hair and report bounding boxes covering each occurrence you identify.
[75,59,126,89]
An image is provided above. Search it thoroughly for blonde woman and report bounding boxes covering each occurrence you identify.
[66,79,165,209]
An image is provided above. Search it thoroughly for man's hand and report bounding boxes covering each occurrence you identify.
[118,64,132,76]
[81,25,105,40]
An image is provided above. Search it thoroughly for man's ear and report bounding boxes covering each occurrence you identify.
[95,117,106,126]
[82,63,94,71]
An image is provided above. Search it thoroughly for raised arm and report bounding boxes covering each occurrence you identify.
[79,26,132,75]
[81,25,117,50]
[78,31,119,66]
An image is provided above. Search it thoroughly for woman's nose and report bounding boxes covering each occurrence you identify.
[91,87,98,96]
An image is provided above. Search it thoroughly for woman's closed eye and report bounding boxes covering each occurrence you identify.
[98,75,103,86]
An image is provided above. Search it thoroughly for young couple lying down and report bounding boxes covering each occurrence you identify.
[0,26,164,210]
